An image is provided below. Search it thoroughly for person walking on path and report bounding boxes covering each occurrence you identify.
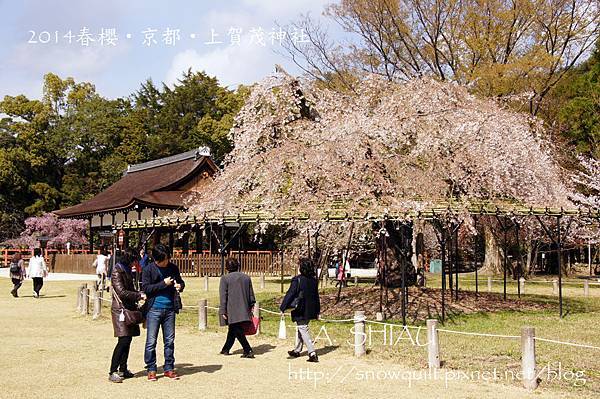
[93,247,110,291]
[219,258,256,358]
[28,248,48,298]
[9,253,25,297]
[280,257,321,362]
[142,244,185,381]
[109,247,146,383]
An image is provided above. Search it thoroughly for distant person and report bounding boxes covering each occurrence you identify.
[9,253,25,297]
[280,257,321,362]
[219,258,256,358]
[93,247,110,291]
[142,244,185,381]
[109,247,146,383]
[28,248,48,298]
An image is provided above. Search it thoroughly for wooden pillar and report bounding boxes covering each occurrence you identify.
[220,223,225,276]
[88,217,94,253]
[195,224,202,253]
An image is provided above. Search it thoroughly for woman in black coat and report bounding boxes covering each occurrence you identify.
[280,258,321,362]
[109,247,145,383]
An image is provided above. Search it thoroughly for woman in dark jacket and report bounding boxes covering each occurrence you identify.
[109,247,145,383]
[280,257,321,362]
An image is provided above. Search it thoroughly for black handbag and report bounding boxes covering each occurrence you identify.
[290,277,305,313]
[174,289,183,313]
[113,290,144,326]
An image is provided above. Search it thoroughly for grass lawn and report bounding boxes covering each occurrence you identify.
[173,272,600,395]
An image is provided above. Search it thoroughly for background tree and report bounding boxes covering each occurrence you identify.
[0,70,246,242]
[284,0,599,115]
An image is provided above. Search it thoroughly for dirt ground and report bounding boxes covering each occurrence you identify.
[0,278,581,399]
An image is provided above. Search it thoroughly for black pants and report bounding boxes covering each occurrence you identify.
[32,277,43,295]
[110,336,133,374]
[11,278,22,294]
[222,322,252,354]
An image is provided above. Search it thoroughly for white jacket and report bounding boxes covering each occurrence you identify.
[28,256,48,278]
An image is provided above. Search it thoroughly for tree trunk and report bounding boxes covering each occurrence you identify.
[480,223,502,275]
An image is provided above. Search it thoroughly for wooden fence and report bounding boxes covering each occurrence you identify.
[50,254,98,274]
[1,248,98,267]
[31,251,287,276]
[171,251,289,277]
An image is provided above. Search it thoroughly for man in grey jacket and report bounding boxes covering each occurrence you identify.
[219,258,256,358]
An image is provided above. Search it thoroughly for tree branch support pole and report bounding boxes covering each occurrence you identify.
[220,222,225,276]
[280,226,285,294]
[557,216,563,319]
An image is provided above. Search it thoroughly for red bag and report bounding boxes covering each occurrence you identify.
[242,316,260,335]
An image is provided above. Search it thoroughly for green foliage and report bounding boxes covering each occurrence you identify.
[0,70,245,242]
[553,41,600,158]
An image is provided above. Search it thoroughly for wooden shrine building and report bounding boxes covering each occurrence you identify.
[54,147,218,251]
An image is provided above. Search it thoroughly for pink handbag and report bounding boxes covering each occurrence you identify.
[243,315,260,335]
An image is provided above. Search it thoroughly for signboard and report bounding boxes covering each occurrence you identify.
[117,229,125,246]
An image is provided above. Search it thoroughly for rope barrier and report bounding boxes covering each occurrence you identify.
[462,278,600,286]
[79,294,600,352]
[437,328,520,339]
[534,337,600,350]
[365,320,423,330]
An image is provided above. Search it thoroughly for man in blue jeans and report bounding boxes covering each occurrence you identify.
[142,244,185,381]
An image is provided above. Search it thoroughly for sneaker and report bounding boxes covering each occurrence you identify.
[219,350,231,355]
[147,371,157,381]
[241,351,255,359]
[119,370,135,379]
[307,353,319,363]
[164,370,180,380]
[287,350,301,358]
[108,372,124,383]
[33,291,38,298]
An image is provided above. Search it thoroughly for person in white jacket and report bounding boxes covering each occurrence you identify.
[28,248,48,298]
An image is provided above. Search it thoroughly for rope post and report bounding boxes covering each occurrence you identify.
[260,272,265,289]
[376,312,384,321]
[519,277,525,295]
[76,285,83,312]
[521,326,537,390]
[204,275,209,291]
[92,289,101,320]
[198,299,207,331]
[253,301,260,336]
[584,280,589,297]
[353,311,366,357]
[487,276,492,293]
[81,288,89,316]
[353,276,358,285]
[427,319,440,369]
[79,283,88,313]
[89,285,97,317]
[552,279,558,295]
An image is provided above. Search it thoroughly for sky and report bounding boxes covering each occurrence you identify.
[0,0,339,100]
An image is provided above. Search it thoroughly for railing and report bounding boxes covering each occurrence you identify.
[50,254,98,274]
[1,248,99,267]
[171,251,287,277]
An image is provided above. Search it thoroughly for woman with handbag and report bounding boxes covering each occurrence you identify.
[109,247,146,383]
[28,248,48,298]
[219,258,256,358]
[280,257,321,362]
[141,244,185,381]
